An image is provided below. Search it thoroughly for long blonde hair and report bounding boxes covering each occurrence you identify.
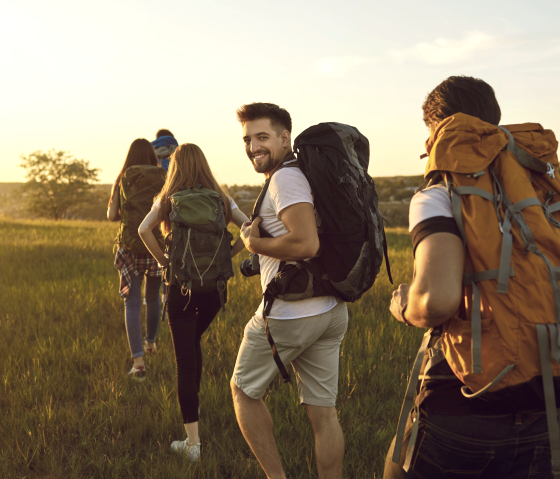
[156,143,232,235]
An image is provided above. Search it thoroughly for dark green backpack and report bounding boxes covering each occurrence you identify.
[163,185,234,309]
[115,165,166,254]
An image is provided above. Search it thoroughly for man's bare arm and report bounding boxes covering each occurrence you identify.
[240,202,319,261]
[391,232,464,328]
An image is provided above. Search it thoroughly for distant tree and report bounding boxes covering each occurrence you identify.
[19,150,100,220]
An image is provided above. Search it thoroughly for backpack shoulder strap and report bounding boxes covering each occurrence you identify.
[250,152,297,221]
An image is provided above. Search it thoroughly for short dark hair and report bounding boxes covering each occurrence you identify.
[156,129,174,138]
[236,102,292,134]
[422,76,501,128]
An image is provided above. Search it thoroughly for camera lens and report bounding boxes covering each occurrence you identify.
[240,254,260,277]
[240,259,254,277]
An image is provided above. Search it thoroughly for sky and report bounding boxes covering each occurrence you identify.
[1,0,559,186]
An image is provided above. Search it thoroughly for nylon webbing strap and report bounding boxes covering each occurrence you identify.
[451,189,467,246]
[500,189,560,339]
[382,228,393,284]
[498,126,548,174]
[464,268,514,374]
[450,186,495,247]
[263,294,291,383]
[453,186,495,203]
[423,339,446,373]
[460,364,516,398]
[497,194,539,294]
[536,324,560,478]
[468,279,482,374]
[498,210,514,294]
[512,196,542,212]
[403,406,420,472]
[548,324,560,366]
[549,203,560,214]
[507,197,541,255]
[392,330,431,464]
[554,267,560,284]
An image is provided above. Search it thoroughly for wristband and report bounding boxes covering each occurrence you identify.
[401,304,413,326]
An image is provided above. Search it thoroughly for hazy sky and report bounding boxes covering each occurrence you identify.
[2,0,559,186]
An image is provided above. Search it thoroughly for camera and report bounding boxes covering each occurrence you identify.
[240,253,261,277]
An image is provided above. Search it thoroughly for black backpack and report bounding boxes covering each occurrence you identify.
[252,122,392,382]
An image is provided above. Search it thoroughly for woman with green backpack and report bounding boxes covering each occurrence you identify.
[139,143,248,462]
[107,139,166,381]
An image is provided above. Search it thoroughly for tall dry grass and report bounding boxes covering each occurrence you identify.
[0,218,420,478]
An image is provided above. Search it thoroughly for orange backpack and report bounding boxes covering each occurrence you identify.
[393,113,560,473]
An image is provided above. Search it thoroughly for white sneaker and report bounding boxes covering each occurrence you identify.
[171,438,201,462]
[127,365,146,382]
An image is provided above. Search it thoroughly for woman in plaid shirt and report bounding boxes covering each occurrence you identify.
[107,139,164,381]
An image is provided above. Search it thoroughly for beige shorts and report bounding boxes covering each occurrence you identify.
[232,301,348,407]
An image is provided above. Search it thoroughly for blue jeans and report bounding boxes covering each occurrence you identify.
[384,409,552,478]
[123,274,161,359]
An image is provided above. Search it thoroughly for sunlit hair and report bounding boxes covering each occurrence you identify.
[155,143,232,235]
[109,139,158,205]
[236,102,292,135]
[422,76,501,129]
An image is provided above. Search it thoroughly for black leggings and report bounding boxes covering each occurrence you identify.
[166,286,221,424]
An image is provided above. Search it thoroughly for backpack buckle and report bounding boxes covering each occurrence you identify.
[547,162,556,179]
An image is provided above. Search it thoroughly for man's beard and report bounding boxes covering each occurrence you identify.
[248,148,280,174]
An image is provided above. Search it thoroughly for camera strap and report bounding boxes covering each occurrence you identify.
[262,271,291,383]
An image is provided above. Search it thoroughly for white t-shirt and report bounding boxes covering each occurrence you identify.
[255,165,337,320]
[409,185,453,231]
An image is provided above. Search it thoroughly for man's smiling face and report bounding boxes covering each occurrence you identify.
[242,118,289,176]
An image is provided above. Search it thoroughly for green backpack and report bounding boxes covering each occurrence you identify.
[163,185,234,309]
[115,165,166,254]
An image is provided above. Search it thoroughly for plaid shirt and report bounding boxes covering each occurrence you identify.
[114,247,161,298]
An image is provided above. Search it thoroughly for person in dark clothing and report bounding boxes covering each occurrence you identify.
[138,143,248,462]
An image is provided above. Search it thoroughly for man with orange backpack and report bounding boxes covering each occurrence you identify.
[384,76,560,478]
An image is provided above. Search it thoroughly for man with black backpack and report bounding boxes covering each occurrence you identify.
[230,103,348,479]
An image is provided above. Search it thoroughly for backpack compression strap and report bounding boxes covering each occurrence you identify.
[263,275,291,383]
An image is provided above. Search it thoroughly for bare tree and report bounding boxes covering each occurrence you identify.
[19,150,100,220]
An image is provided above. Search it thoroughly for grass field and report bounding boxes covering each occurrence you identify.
[0,218,421,478]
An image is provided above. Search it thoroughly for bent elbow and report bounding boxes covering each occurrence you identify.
[138,225,147,239]
[424,294,462,325]
[295,239,320,261]
[306,242,320,260]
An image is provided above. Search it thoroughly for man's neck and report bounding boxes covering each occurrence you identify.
[264,149,293,179]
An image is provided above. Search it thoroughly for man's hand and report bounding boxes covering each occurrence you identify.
[390,283,410,324]
[240,217,262,252]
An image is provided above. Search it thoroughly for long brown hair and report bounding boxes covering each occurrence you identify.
[156,143,233,234]
[109,139,159,204]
